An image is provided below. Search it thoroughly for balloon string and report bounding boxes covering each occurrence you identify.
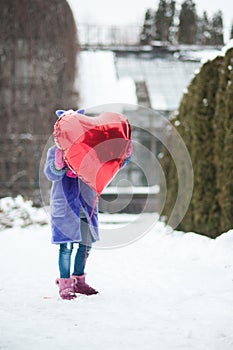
[84,194,99,268]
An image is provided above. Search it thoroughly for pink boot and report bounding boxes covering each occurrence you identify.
[55,277,77,300]
[72,274,98,295]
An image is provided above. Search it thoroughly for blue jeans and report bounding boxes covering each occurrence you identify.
[59,218,93,278]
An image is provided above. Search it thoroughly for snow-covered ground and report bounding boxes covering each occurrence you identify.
[1,197,233,349]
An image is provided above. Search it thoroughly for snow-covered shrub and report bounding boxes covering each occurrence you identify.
[0,196,49,229]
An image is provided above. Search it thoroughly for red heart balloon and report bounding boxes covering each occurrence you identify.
[54,110,131,195]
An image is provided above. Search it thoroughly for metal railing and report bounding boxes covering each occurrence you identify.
[77,23,141,47]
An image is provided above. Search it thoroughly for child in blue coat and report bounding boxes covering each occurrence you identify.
[44,109,99,300]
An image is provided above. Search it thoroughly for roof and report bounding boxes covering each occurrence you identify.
[78,48,222,112]
[115,55,200,110]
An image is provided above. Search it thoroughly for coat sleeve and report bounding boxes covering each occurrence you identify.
[44,146,67,182]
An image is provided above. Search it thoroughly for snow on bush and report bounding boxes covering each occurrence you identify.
[0,196,49,229]
[222,39,233,54]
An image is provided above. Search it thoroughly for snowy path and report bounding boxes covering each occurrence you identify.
[0,214,233,350]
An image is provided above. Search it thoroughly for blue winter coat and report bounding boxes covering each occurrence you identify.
[44,146,99,244]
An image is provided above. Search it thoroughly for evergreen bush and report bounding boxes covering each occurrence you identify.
[160,49,233,237]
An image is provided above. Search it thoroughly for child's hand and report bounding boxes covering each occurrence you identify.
[54,148,65,170]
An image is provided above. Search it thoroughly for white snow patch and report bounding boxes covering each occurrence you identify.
[200,49,223,64]
[221,39,233,55]
[76,51,137,112]
[174,120,180,126]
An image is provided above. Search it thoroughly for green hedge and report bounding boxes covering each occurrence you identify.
[160,48,233,237]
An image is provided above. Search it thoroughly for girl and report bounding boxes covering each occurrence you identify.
[44,109,99,300]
